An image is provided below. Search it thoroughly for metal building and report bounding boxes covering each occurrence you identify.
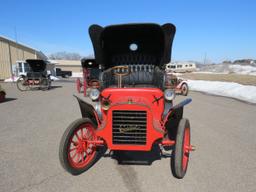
[0,36,47,80]
[51,60,81,73]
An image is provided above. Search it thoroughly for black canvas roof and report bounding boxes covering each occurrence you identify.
[89,23,176,69]
[26,59,47,72]
[81,58,99,68]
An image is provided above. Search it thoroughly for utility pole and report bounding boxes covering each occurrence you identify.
[203,52,207,65]
[14,26,19,78]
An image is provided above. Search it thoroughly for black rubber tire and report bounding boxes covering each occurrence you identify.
[0,91,6,102]
[59,118,99,175]
[171,118,190,179]
[181,83,189,96]
[16,77,28,91]
[40,78,50,91]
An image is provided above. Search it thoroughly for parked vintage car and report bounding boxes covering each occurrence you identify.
[59,23,194,179]
[166,62,196,73]
[165,73,189,96]
[0,85,6,102]
[16,59,51,91]
[56,68,72,78]
[76,58,101,96]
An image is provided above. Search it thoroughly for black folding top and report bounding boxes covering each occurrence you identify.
[81,58,99,69]
[26,59,47,72]
[89,23,176,69]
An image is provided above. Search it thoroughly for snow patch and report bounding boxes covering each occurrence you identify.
[193,71,228,75]
[228,65,256,76]
[199,64,256,76]
[72,72,83,78]
[50,76,60,81]
[4,75,59,82]
[4,76,19,82]
[187,80,256,104]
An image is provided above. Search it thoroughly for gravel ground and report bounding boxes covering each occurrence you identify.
[0,81,256,192]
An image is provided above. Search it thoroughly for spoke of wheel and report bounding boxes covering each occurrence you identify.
[69,147,78,153]
[81,128,84,139]
[71,140,78,146]
[71,151,78,159]
[75,152,81,163]
[80,152,85,162]
[86,130,93,139]
[84,129,89,139]
[75,132,81,141]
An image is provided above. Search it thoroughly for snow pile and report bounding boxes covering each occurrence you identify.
[4,75,59,82]
[199,64,256,76]
[199,64,230,73]
[193,71,228,74]
[4,76,19,82]
[187,80,256,104]
[229,65,256,76]
[50,76,60,81]
[167,72,183,76]
[72,72,83,78]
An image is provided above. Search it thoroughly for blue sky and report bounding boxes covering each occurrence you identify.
[0,0,255,63]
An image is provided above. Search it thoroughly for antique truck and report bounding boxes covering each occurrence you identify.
[59,23,194,179]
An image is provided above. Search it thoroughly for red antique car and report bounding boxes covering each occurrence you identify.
[76,59,101,96]
[59,23,194,179]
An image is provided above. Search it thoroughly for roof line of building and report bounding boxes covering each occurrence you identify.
[0,35,48,60]
[0,35,41,53]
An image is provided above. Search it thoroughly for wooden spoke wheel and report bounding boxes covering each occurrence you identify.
[181,83,189,96]
[59,118,98,175]
[16,77,29,91]
[171,118,191,179]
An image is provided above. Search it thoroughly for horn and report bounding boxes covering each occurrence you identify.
[102,99,111,111]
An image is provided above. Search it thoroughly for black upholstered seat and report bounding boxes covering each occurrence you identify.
[100,64,165,89]
[27,71,47,79]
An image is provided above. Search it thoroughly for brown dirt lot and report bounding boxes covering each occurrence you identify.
[181,73,256,86]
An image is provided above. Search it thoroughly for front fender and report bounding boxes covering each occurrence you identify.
[163,98,192,124]
[176,80,187,89]
[73,95,101,126]
[20,75,26,78]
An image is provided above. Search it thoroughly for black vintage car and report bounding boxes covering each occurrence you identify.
[16,59,51,91]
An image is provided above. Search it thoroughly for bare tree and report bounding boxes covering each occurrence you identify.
[48,52,83,60]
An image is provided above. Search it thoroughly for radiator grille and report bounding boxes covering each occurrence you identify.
[112,110,147,145]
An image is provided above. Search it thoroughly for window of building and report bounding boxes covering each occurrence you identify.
[24,63,30,72]
[18,63,23,73]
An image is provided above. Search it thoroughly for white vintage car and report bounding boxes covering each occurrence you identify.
[165,73,189,96]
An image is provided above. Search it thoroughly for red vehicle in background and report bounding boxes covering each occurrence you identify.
[76,59,101,96]
[0,85,6,102]
[60,23,194,179]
